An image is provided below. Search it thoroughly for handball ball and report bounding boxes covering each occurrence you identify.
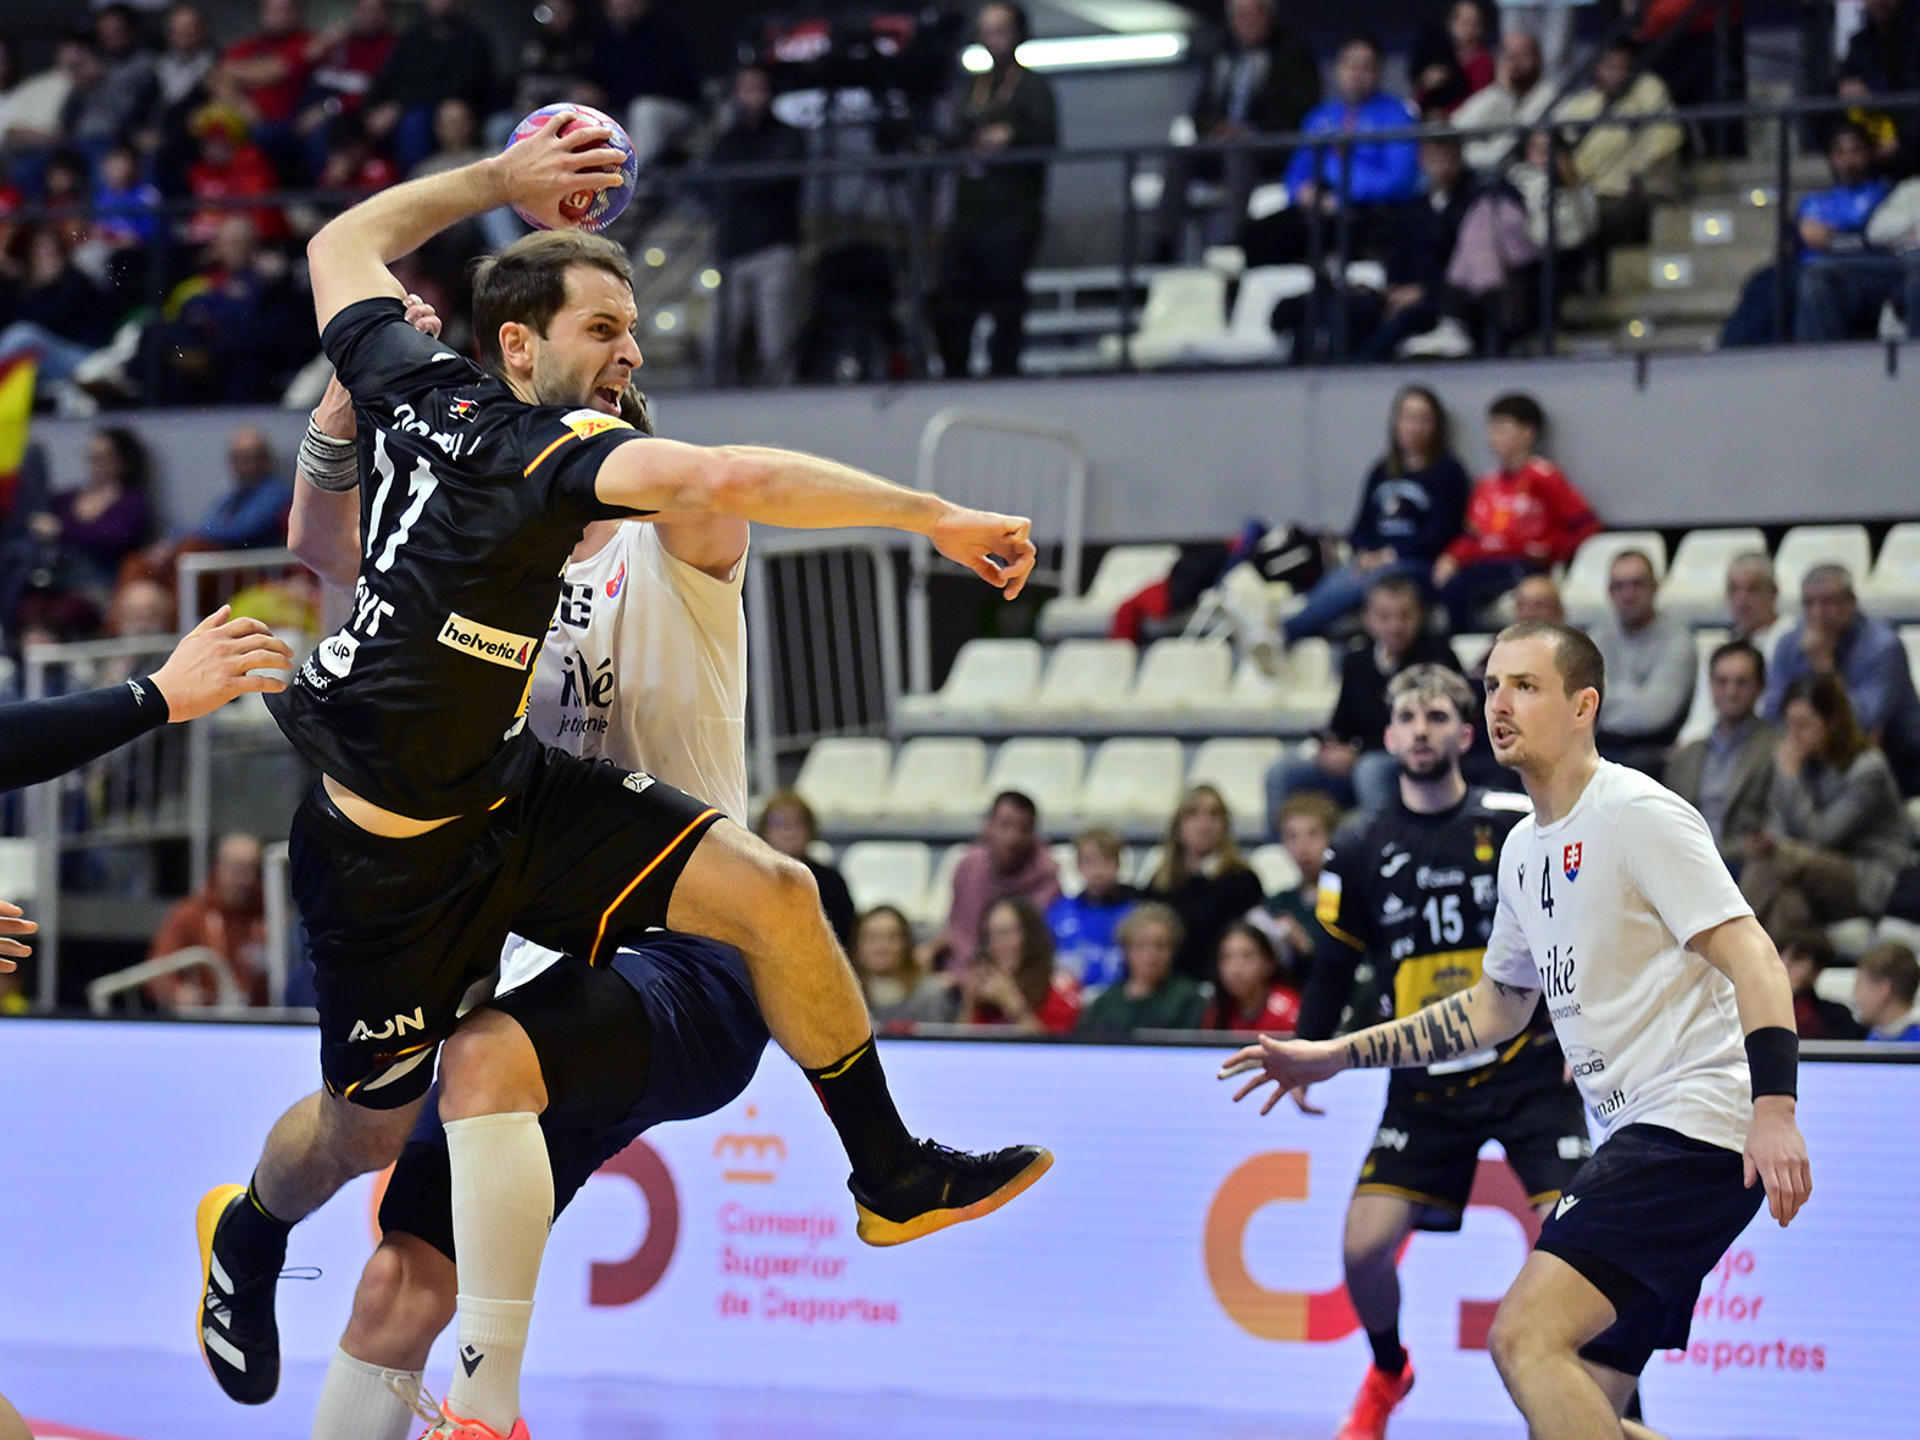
[505,103,638,233]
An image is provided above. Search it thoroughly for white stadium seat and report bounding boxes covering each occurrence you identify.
[793,737,894,825]
[1187,737,1286,838]
[1080,738,1186,827]
[1675,628,1729,747]
[1247,842,1303,896]
[1131,638,1234,714]
[1038,545,1181,639]
[985,737,1087,823]
[1661,527,1768,626]
[1563,531,1668,626]
[1189,265,1312,364]
[1450,633,1495,673]
[1096,268,1228,368]
[1861,523,1920,622]
[838,841,932,917]
[896,638,1042,721]
[1052,841,1084,898]
[1775,524,1872,609]
[1901,626,1920,685]
[882,737,987,820]
[1033,638,1138,716]
[0,837,35,904]
[1221,641,1340,732]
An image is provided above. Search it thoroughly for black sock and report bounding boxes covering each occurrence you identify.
[1367,1325,1407,1377]
[1624,1389,1644,1422]
[803,1038,915,1185]
[221,1176,293,1273]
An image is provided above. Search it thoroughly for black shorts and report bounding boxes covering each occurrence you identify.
[1356,1040,1592,1233]
[380,933,769,1260]
[1536,1122,1766,1377]
[289,745,723,1107]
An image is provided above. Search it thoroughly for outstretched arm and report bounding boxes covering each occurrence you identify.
[1218,975,1539,1114]
[307,118,624,331]
[595,440,1036,598]
[1691,914,1812,1227]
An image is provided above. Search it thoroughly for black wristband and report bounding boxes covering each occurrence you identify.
[1745,1025,1798,1101]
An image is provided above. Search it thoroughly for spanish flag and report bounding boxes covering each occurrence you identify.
[0,351,36,521]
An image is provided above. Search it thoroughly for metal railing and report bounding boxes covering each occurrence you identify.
[906,408,1087,694]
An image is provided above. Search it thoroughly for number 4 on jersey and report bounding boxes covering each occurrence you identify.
[1538,855,1555,917]
[365,431,440,574]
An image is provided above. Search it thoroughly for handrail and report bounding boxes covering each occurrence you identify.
[87,944,245,1015]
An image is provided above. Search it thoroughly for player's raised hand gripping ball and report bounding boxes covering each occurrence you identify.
[503,103,638,232]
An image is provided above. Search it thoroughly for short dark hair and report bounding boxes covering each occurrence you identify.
[1366,571,1425,609]
[990,789,1038,821]
[1777,927,1836,971]
[1387,662,1477,722]
[983,0,1031,42]
[1487,392,1545,432]
[1494,619,1606,712]
[1609,548,1656,582]
[1858,941,1920,1009]
[1338,32,1384,61]
[470,230,635,374]
[1709,637,1765,687]
[1830,119,1872,152]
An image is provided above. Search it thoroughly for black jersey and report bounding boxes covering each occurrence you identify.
[1301,786,1559,1098]
[267,297,650,819]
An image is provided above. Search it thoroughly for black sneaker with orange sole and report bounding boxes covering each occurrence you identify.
[195,1184,282,1405]
[850,1140,1053,1246]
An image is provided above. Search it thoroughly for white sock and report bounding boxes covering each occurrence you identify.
[444,1112,552,1433]
[311,1348,421,1440]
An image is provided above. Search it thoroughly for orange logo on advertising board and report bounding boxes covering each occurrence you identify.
[1205,1152,1540,1349]
[713,1105,786,1184]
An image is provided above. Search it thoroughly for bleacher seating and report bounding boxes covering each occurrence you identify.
[839,841,934,919]
[1675,628,1731,747]
[1032,638,1139,717]
[1660,528,1767,625]
[1079,738,1187,829]
[1095,268,1227,368]
[1564,531,1669,625]
[1774,524,1872,608]
[793,737,894,825]
[896,639,1042,723]
[1862,524,1920,622]
[1247,843,1304,896]
[984,737,1087,819]
[881,737,987,821]
[1038,545,1179,640]
[1129,638,1234,717]
[1187,737,1286,836]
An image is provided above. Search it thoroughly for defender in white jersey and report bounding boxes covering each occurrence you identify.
[1223,620,1811,1440]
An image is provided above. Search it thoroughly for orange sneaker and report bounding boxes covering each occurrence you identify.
[1334,1359,1415,1440]
[415,1399,531,1440]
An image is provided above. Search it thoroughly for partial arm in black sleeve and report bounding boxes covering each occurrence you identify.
[1295,925,1364,1042]
[0,676,169,792]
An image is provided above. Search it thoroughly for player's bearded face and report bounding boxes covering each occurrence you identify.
[529,267,643,415]
[1387,701,1464,779]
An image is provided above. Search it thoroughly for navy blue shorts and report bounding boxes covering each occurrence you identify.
[379,933,769,1259]
[1535,1123,1766,1376]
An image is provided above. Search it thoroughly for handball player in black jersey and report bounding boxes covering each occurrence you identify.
[195,118,1050,1424]
[1277,665,1591,1440]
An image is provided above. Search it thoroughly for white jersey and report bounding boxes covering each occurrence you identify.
[499,522,748,993]
[1482,761,1754,1153]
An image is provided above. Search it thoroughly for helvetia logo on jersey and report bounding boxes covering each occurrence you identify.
[437,612,536,670]
[561,407,634,440]
[1563,843,1582,882]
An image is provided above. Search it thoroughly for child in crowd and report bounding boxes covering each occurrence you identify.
[1045,826,1140,989]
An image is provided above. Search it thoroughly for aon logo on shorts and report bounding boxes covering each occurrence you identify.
[348,1007,427,1042]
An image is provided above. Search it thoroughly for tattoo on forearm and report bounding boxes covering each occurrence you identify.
[1343,994,1482,1070]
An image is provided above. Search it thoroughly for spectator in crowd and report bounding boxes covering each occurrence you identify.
[364,0,495,174]
[143,830,269,1010]
[1147,0,1320,261]
[581,0,701,172]
[1495,1,1594,78]
[958,894,1081,1033]
[1283,385,1469,643]
[1201,919,1301,1031]
[1740,673,1915,936]
[184,104,288,245]
[1270,574,1460,820]
[1257,34,1420,263]
[310,110,400,200]
[21,425,152,600]
[1665,639,1778,869]
[1412,0,1496,115]
[155,3,218,120]
[1248,791,1336,979]
[1838,0,1920,104]
[1,37,88,158]
[705,65,805,387]
[71,11,159,158]
[1077,901,1206,1034]
[1045,826,1140,989]
[1726,551,1790,657]
[1149,783,1266,981]
[853,905,953,1030]
[1553,38,1683,244]
[1507,126,1598,278]
[0,227,118,411]
[89,140,165,257]
[1624,0,1748,125]
[1852,939,1920,1042]
[932,0,1058,380]
[753,790,856,949]
[1511,571,1565,624]
[509,0,600,123]
[150,213,302,403]
[1357,134,1506,361]
[1432,391,1599,631]
[1454,28,1551,172]
[185,426,290,550]
[1795,123,1911,343]
[296,0,397,160]
[1776,928,1865,1041]
[938,788,1062,965]
[1722,124,1889,346]
[217,0,312,161]
[1858,170,1920,332]
[1590,548,1697,769]
[1764,564,1920,795]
